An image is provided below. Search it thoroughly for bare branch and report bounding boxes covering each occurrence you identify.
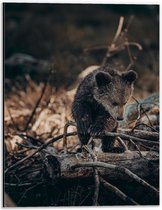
[83,144,100,206]
[5,182,33,187]
[129,138,143,157]
[117,137,129,151]
[118,128,159,141]
[125,15,134,31]
[125,42,143,50]
[104,131,159,145]
[100,177,139,205]
[93,168,100,206]
[125,43,135,71]
[112,16,124,45]
[5,104,19,131]
[71,161,159,198]
[63,121,76,154]
[5,131,77,173]
[131,123,158,132]
[132,96,154,127]
[17,182,43,205]
[23,66,54,131]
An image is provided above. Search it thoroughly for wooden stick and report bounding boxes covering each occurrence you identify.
[125,41,135,71]
[71,161,159,198]
[132,96,154,127]
[63,121,76,154]
[112,16,124,45]
[125,42,142,50]
[23,68,53,131]
[5,182,33,187]
[82,144,100,206]
[117,137,129,151]
[131,123,158,132]
[93,168,100,206]
[129,138,143,157]
[5,131,77,173]
[125,15,134,32]
[5,104,19,131]
[100,177,139,205]
[118,128,159,141]
[17,182,43,205]
[104,131,159,145]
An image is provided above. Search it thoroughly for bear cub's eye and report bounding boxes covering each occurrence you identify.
[112,102,119,106]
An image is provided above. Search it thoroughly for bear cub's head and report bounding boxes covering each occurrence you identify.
[93,70,137,121]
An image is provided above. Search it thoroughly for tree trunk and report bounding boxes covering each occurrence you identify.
[56,151,158,184]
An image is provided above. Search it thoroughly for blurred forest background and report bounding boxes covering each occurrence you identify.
[4,3,159,95]
[4,3,159,207]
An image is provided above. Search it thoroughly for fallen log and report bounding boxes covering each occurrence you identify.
[57,151,158,183]
[5,128,159,176]
[5,148,159,205]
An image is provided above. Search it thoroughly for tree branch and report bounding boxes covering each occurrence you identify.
[71,161,159,198]
[5,131,77,173]
[100,177,139,205]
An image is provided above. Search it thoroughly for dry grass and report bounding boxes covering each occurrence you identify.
[5,75,78,155]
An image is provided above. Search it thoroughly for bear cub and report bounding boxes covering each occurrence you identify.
[72,65,137,153]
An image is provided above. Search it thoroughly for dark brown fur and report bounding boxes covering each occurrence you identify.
[72,65,137,152]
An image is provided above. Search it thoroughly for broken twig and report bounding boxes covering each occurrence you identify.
[100,177,139,205]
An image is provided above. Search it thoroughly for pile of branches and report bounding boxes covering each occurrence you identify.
[4,73,159,207]
[4,17,159,206]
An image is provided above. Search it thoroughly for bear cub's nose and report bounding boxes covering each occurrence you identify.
[117,116,124,121]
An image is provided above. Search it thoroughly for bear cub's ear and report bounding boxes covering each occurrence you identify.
[122,70,138,84]
[95,71,112,87]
